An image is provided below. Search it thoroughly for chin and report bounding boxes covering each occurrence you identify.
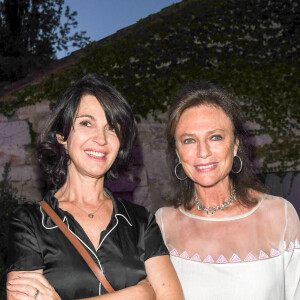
[193,177,220,188]
[85,168,107,178]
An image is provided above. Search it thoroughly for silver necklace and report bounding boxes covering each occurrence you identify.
[71,200,106,218]
[193,189,236,214]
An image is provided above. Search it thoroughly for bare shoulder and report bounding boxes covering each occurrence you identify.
[255,192,292,223]
[155,206,176,216]
[155,206,183,228]
[155,206,180,220]
[248,189,285,207]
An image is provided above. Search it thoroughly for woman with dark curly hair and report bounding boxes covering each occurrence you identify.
[6,74,183,300]
[156,81,300,299]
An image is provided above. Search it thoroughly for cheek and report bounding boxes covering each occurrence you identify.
[214,142,233,158]
[176,145,195,161]
[66,134,79,150]
[110,137,121,155]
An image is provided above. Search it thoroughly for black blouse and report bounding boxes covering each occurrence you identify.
[6,188,168,300]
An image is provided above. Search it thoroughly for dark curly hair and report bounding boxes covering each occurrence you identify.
[37,73,137,189]
[166,81,267,209]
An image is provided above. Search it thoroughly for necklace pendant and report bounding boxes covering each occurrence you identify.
[88,213,94,218]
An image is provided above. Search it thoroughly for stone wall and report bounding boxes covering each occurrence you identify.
[0,102,51,201]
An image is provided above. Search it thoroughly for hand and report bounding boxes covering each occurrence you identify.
[7,272,61,300]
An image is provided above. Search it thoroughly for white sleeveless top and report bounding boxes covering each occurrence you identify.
[156,195,300,300]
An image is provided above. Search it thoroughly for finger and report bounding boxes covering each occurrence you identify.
[11,292,34,300]
[18,272,51,288]
[7,283,36,297]
[8,278,41,290]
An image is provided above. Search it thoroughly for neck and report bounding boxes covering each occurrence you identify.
[193,179,233,207]
[55,172,107,205]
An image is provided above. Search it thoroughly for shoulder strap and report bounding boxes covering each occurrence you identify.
[39,201,115,293]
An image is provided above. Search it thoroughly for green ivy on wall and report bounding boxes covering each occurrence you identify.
[1,0,299,174]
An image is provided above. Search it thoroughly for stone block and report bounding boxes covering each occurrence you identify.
[142,147,171,185]
[17,101,50,121]
[0,121,31,146]
[2,165,39,182]
[131,141,144,165]
[0,145,36,165]
[17,101,51,135]
[132,165,148,187]
[0,114,8,121]
[133,186,152,211]
[105,176,137,193]
[13,180,42,202]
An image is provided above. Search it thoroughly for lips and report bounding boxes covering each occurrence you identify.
[195,163,218,172]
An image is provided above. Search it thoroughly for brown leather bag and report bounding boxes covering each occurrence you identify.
[39,201,115,293]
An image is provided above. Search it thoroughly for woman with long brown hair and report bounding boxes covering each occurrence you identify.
[156,81,300,299]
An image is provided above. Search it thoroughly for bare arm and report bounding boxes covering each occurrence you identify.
[145,255,183,300]
[7,271,155,300]
[78,279,155,300]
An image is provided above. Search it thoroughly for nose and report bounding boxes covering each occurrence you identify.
[93,128,107,145]
[197,141,211,159]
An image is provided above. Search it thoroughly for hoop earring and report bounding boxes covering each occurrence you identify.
[231,155,243,174]
[174,162,187,181]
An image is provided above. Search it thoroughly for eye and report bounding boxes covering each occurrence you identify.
[183,138,195,144]
[211,135,222,141]
[80,120,91,127]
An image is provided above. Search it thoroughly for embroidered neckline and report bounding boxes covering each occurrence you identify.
[178,194,266,222]
[169,240,300,264]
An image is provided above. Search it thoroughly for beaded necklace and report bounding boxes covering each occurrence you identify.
[193,189,236,214]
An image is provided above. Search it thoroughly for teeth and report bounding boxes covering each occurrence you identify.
[196,163,217,170]
[85,151,105,158]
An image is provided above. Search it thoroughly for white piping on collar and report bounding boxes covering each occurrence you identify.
[95,200,133,252]
[116,199,133,226]
[96,213,133,252]
[40,206,68,229]
[96,201,133,251]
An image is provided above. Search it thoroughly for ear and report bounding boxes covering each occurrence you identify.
[175,149,181,163]
[56,134,67,147]
[233,138,239,156]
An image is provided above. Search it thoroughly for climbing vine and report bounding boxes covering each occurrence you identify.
[0,0,299,173]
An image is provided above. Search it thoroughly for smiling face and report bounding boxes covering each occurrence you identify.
[175,104,239,188]
[58,94,120,180]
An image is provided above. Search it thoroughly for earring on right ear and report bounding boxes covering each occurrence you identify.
[174,157,187,181]
[231,155,243,174]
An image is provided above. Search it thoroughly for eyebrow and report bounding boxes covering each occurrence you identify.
[76,114,95,120]
[178,129,226,137]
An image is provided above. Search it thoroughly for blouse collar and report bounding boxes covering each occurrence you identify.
[40,186,133,227]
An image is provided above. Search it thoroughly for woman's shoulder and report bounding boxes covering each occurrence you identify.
[155,206,182,225]
[7,200,44,234]
[155,206,178,216]
[259,194,300,224]
[10,200,40,220]
[260,193,293,210]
